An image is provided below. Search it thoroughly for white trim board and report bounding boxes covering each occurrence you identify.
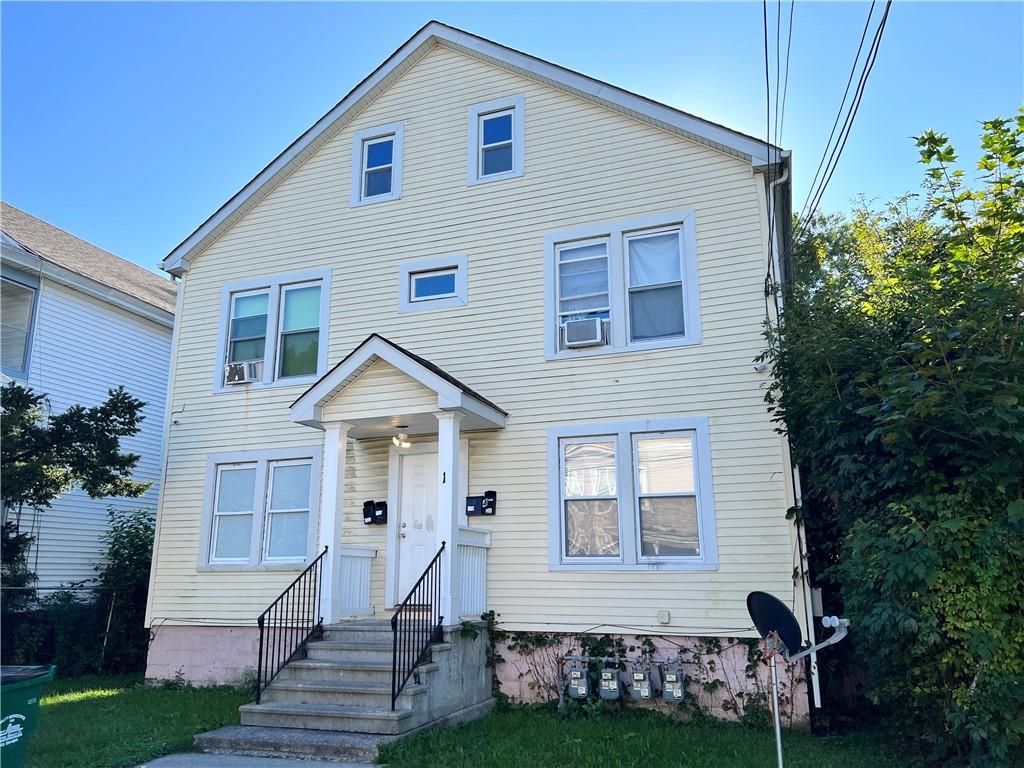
[160,21,783,276]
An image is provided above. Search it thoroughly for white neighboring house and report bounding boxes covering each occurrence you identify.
[1,202,176,588]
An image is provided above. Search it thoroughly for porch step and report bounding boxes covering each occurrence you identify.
[322,620,393,643]
[277,658,439,684]
[306,639,451,663]
[195,724,395,762]
[239,701,414,735]
[264,679,427,709]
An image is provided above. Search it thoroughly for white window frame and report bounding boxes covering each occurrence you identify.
[262,458,315,563]
[209,462,259,565]
[350,122,404,207]
[213,268,331,392]
[398,254,468,313]
[0,269,40,380]
[543,210,702,360]
[546,417,718,572]
[198,447,322,571]
[467,95,525,185]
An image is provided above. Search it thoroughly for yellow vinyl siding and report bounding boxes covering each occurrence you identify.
[321,360,437,421]
[148,43,800,637]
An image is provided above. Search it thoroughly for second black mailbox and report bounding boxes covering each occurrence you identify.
[466,490,497,516]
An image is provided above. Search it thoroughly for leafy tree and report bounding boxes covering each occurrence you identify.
[1,381,150,522]
[766,112,1023,765]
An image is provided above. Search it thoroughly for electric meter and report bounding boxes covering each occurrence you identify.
[662,669,685,702]
[568,667,589,699]
[630,669,653,700]
[599,668,621,700]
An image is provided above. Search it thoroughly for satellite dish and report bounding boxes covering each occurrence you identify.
[746,591,852,768]
[747,590,803,654]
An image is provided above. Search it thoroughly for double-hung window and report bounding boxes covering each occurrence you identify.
[548,417,718,571]
[544,210,701,358]
[1,274,38,378]
[216,270,330,389]
[468,96,525,184]
[203,449,320,569]
[351,122,404,206]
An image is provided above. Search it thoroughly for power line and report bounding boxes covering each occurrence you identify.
[802,0,892,224]
[796,0,877,225]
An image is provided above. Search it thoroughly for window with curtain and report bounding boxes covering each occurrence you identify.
[1,277,36,375]
[264,460,312,560]
[627,230,685,341]
[562,439,620,557]
[634,433,699,557]
[557,241,611,325]
[278,284,321,378]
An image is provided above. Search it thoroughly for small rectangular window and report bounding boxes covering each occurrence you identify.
[479,110,514,176]
[210,465,257,562]
[468,96,524,184]
[351,122,404,206]
[228,291,269,363]
[264,460,312,560]
[410,269,457,301]
[562,439,620,558]
[399,255,468,313]
[1,277,36,375]
[278,284,321,378]
[363,136,394,198]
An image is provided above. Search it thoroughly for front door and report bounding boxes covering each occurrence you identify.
[396,451,438,600]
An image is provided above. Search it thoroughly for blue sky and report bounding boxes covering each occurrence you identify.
[2,2,1021,271]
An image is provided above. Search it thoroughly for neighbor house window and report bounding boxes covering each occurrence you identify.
[201,449,320,569]
[215,269,330,390]
[544,210,701,359]
[351,122,404,206]
[468,96,525,184]
[547,417,718,571]
[399,254,468,313]
[1,275,37,378]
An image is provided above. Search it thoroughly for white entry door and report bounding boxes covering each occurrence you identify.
[396,451,438,600]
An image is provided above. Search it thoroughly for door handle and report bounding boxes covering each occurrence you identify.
[400,532,407,539]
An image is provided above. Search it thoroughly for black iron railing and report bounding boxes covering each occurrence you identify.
[255,546,328,703]
[390,540,445,709]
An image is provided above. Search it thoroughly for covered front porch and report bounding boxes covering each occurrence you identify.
[290,334,506,628]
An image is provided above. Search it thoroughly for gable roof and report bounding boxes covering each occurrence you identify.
[161,20,785,276]
[290,333,507,430]
[2,202,177,315]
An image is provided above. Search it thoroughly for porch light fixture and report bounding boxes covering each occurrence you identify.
[392,431,411,449]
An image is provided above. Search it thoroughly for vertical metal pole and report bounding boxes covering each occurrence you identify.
[256,615,265,703]
[769,636,785,768]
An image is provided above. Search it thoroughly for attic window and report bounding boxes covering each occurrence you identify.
[351,122,404,206]
[468,96,525,185]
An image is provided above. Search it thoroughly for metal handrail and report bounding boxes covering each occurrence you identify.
[390,540,446,710]
[255,545,328,703]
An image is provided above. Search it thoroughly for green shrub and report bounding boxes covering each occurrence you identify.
[766,113,1024,765]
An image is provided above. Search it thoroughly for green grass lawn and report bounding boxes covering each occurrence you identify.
[28,675,249,768]
[379,706,905,768]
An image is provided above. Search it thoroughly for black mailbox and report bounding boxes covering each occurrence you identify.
[373,500,388,525]
[482,490,497,516]
[362,500,375,525]
[466,491,497,517]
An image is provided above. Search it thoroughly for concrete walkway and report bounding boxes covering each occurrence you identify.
[137,754,373,768]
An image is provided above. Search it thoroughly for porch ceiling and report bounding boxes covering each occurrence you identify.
[289,334,507,434]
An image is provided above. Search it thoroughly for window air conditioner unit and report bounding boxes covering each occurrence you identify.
[224,361,262,385]
[563,317,605,348]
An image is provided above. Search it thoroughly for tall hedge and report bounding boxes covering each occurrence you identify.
[766,114,1023,765]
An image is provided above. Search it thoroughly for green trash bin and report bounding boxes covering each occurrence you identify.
[1,665,57,768]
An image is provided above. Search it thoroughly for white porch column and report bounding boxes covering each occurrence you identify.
[318,421,351,624]
[435,410,464,626]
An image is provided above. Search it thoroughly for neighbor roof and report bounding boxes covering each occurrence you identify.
[1,202,176,315]
[161,20,785,276]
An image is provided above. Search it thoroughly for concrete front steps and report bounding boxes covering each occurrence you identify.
[196,619,492,762]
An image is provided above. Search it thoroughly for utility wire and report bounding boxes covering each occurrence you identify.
[795,0,877,226]
[802,0,892,224]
